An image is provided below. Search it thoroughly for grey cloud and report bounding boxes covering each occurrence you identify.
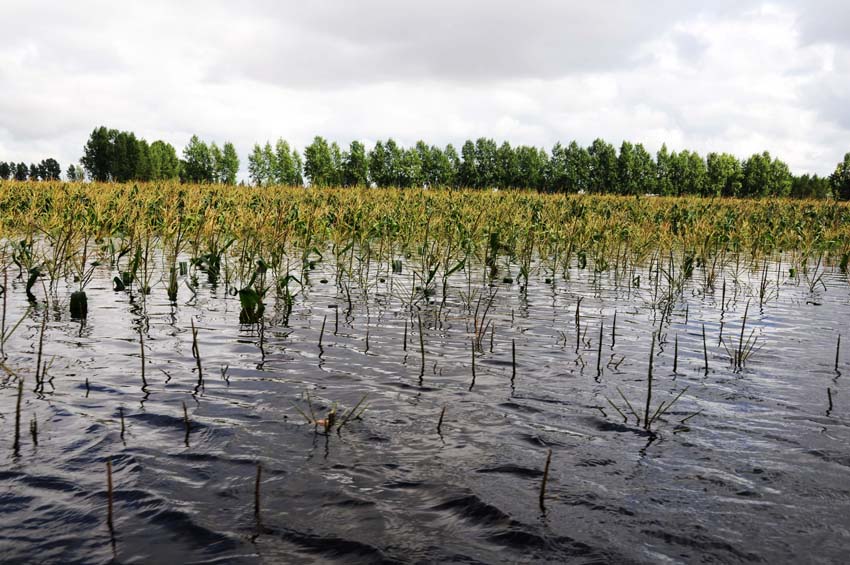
[802,49,850,131]
[210,0,742,88]
[672,31,709,64]
[795,0,850,45]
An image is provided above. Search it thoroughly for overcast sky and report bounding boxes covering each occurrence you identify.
[0,0,848,176]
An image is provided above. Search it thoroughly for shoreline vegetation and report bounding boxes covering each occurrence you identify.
[1,127,849,200]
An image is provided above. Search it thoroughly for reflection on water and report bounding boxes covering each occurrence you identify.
[1,254,849,563]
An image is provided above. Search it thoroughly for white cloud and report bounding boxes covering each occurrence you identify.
[0,0,847,177]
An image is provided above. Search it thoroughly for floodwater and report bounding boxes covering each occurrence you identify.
[1,253,848,564]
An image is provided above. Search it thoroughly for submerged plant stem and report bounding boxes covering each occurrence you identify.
[539,448,552,511]
[644,331,656,430]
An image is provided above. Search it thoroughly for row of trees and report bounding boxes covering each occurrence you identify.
[82,127,179,182]
[4,131,849,199]
[80,127,239,184]
[261,136,817,198]
[247,140,303,186]
[0,159,63,181]
[180,135,240,184]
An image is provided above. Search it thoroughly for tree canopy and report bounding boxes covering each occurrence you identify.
[81,126,181,182]
[0,158,61,181]
[830,152,850,201]
[3,127,845,199]
[285,135,836,199]
[79,126,237,184]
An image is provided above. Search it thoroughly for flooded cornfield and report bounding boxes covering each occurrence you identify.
[1,244,848,563]
[1,184,850,563]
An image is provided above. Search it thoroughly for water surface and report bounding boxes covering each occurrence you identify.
[1,254,849,563]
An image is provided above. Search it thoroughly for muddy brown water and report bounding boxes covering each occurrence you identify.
[1,255,848,564]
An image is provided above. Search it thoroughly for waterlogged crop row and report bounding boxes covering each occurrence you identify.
[0,182,850,294]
